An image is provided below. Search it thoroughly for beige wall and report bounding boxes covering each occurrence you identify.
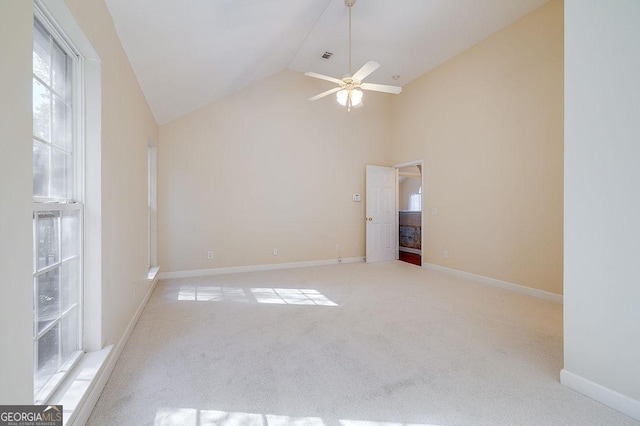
[0,0,157,403]
[0,0,36,404]
[158,70,392,272]
[65,0,159,347]
[391,0,564,294]
[564,0,640,409]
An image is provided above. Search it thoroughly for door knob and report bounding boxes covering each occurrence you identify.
[367,217,373,221]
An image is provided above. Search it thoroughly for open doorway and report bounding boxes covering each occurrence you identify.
[395,162,423,266]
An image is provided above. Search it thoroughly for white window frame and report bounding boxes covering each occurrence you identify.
[33,3,85,404]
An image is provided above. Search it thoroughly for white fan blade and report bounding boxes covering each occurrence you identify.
[361,82,402,94]
[305,72,343,85]
[352,61,380,82]
[309,87,341,101]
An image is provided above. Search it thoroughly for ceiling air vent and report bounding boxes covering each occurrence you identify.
[321,51,333,59]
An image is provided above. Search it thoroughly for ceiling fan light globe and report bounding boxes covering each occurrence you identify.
[351,88,364,106]
[336,89,349,106]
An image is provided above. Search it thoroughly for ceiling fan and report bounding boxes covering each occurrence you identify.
[305,0,402,111]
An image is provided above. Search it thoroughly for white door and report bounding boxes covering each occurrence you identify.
[366,165,396,263]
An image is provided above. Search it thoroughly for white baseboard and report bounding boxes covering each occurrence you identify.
[423,263,563,304]
[66,273,160,425]
[561,369,640,421]
[158,257,365,280]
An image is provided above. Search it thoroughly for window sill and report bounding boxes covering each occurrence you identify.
[148,265,160,281]
[50,345,113,425]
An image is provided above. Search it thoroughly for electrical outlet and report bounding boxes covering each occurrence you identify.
[336,243,341,251]
[207,250,213,260]
[272,248,278,256]
[443,250,449,259]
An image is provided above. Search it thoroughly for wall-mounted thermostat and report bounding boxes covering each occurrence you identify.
[352,193,362,202]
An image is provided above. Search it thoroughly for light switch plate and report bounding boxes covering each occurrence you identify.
[353,193,362,202]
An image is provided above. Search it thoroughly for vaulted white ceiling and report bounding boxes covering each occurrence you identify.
[104,0,549,125]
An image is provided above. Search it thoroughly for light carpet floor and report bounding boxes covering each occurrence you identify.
[88,261,639,426]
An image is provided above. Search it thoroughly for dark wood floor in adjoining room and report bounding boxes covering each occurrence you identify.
[399,251,421,266]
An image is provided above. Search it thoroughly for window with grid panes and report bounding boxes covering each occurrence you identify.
[32,16,83,403]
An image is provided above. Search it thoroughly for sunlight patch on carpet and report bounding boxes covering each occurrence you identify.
[251,288,337,306]
[154,408,442,426]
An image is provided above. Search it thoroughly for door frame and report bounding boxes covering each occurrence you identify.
[394,160,424,265]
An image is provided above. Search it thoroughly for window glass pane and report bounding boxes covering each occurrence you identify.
[37,268,60,333]
[61,210,79,260]
[52,95,72,151]
[61,309,79,359]
[35,323,60,392]
[33,79,51,142]
[409,193,421,211]
[33,21,50,85]
[61,259,79,311]
[52,42,70,98]
[37,211,59,270]
[51,147,72,199]
[33,140,50,198]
